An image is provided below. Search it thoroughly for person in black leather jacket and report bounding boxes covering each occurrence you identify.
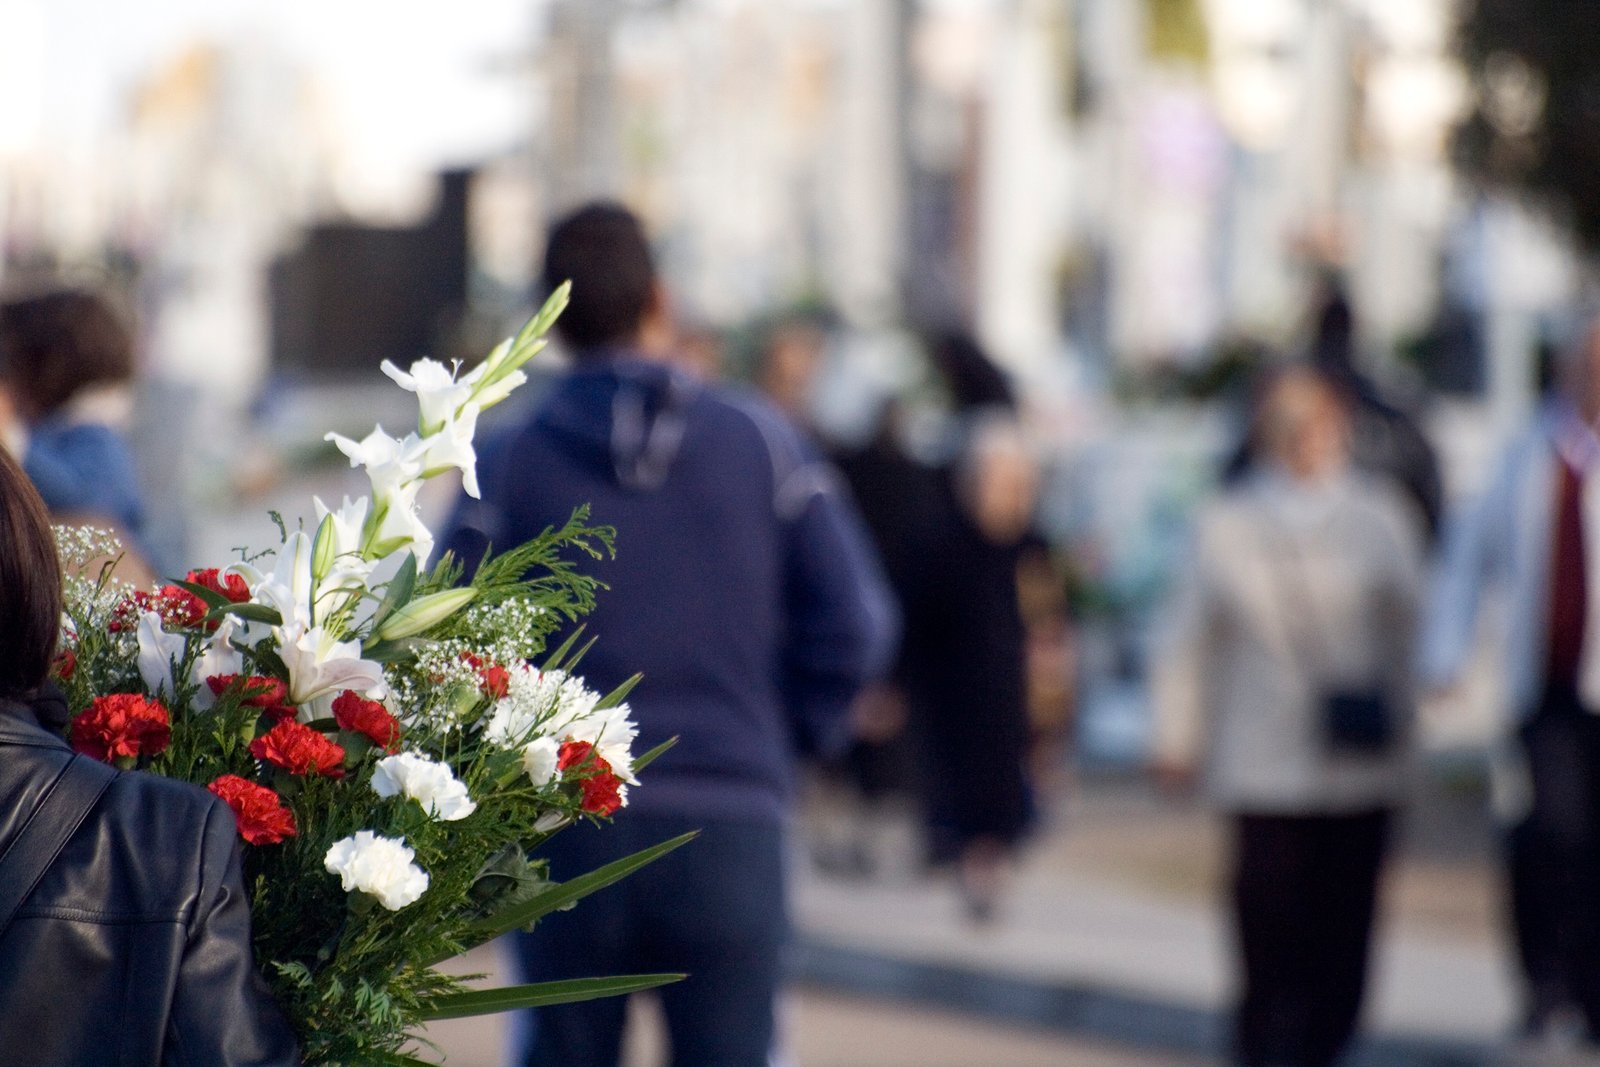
[0,445,300,1065]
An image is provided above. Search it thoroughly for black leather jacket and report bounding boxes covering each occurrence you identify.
[0,706,301,1065]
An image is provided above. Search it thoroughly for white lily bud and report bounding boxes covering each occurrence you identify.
[374,587,478,642]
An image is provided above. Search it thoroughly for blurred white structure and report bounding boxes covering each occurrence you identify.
[0,0,1583,432]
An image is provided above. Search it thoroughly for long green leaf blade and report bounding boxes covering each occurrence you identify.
[165,578,233,611]
[448,832,697,960]
[593,673,642,711]
[630,737,676,775]
[206,601,284,626]
[417,974,683,1022]
[370,552,419,631]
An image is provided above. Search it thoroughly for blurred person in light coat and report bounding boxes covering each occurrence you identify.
[1423,314,1600,1048]
[1153,365,1424,1067]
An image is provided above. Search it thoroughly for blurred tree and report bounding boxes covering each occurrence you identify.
[1456,0,1600,255]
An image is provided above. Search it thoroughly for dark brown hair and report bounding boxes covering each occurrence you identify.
[0,446,62,700]
[542,202,656,355]
[0,288,134,418]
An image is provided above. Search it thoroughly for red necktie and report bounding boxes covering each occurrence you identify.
[1549,458,1587,688]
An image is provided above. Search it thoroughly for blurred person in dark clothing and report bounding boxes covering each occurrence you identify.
[0,287,154,579]
[825,397,941,869]
[0,441,300,1067]
[1425,313,1600,1048]
[441,202,897,1067]
[902,331,1039,922]
[1155,366,1424,1067]
[1226,275,1443,547]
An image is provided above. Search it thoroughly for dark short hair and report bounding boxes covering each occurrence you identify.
[0,288,134,417]
[928,331,1015,412]
[0,446,61,701]
[541,202,655,355]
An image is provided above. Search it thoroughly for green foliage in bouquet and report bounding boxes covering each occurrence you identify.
[52,287,690,1066]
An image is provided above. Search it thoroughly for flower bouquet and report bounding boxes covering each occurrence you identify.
[52,286,689,1066]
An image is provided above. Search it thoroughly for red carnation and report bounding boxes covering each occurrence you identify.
[70,694,172,764]
[188,568,251,603]
[557,739,596,772]
[208,675,296,722]
[250,719,346,778]
[208,775,297,845]
[558,740,624,816]
[331,690,402,752]
[52,649,76,680]
[460,653,511,699]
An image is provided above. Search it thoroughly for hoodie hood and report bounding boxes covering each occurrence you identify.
[537,353,697,492]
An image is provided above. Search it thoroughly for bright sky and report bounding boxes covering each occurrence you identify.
[0,0,543,176]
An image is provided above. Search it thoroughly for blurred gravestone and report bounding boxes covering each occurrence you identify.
[269,170,470,377]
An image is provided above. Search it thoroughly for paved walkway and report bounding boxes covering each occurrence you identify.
[791,779,1517,1063]
[421,780,1515,1066]
[419,946,1208,1067]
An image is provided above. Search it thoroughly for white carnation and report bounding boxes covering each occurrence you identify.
[323,831,430,910]
[371,752,477,821]
[520,736,560,788]
[484,667,593,746]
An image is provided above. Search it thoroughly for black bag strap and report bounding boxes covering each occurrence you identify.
[0,754,115,939]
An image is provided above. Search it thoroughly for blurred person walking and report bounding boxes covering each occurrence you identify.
[903,331,1040,922]
[0,287,155,579]
[1226,274,1443,548]
[442,202,897,1067]
[1424,315,1600,1049]
[1154,366,1425,1067]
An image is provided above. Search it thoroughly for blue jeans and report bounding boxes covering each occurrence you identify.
[512,814,788,1067]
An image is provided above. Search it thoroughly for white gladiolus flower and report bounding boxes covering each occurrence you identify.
[367,477,434,567]
[279,622,385,705]
[326,425,422,495]
[413,402,481,498]
[382,357,475,436]
[135,610,186,698]
[371,752,477,821]
[520,736,560,788]
[323,831,430,911]
[469,368,526,412]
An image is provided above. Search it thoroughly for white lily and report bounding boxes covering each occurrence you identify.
[136,611,187,699]
[279,621,386,705]
[312,496,378,605]
[237,530,316,631]
[191,616,245,710]
[382,357,475,437]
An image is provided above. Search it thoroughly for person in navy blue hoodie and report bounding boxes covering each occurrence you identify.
[441,202,898,1067]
